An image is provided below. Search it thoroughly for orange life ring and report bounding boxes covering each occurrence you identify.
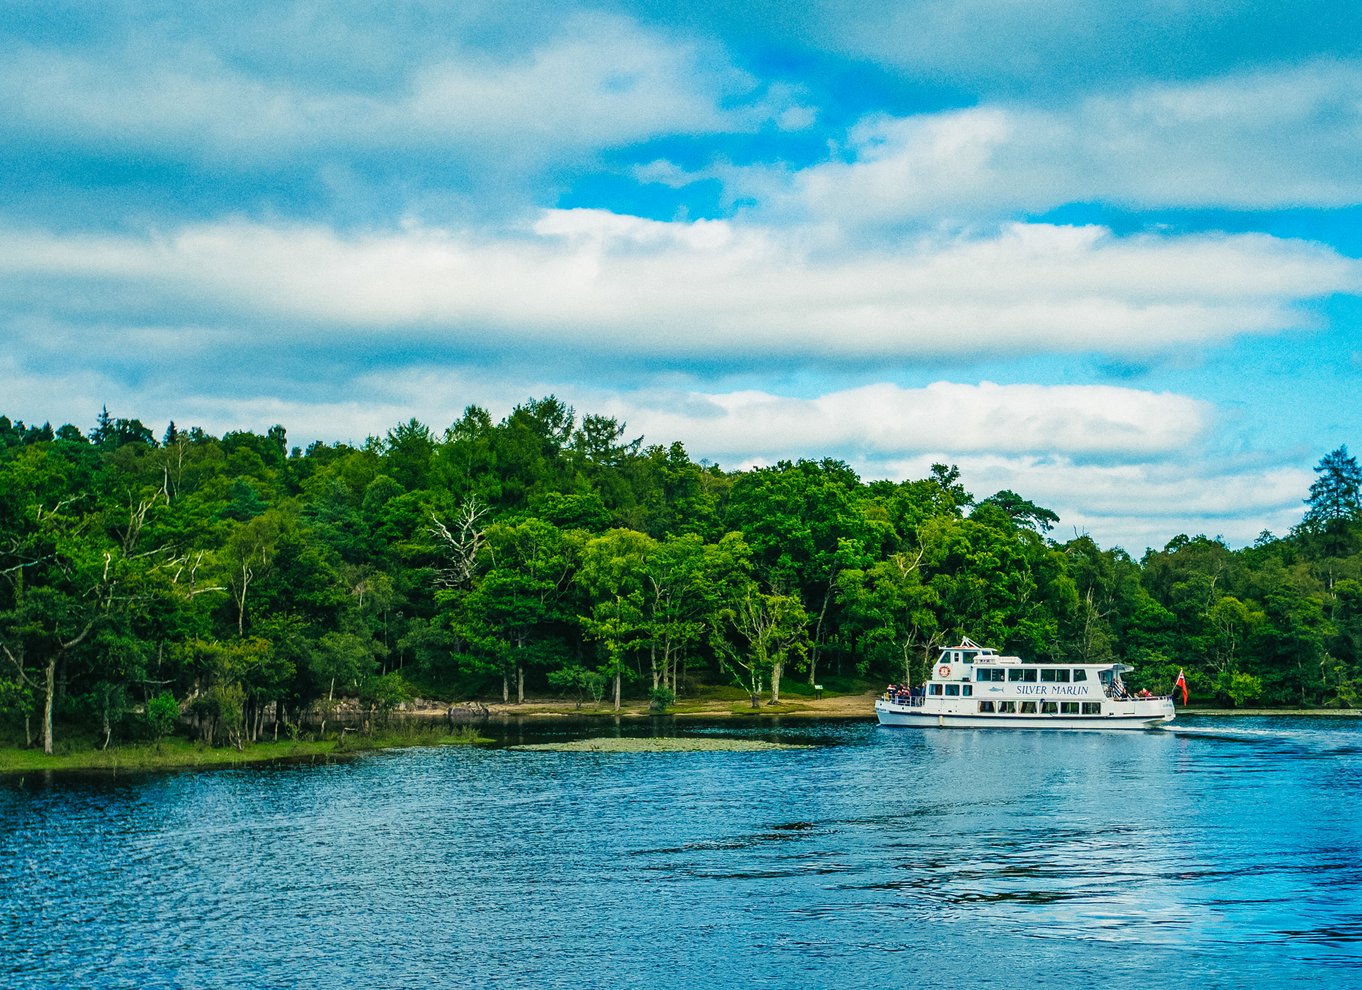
[938,665,951,678]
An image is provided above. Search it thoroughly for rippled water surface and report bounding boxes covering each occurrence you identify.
[3,716,1360,989]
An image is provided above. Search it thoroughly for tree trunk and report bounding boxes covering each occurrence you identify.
[770,660,783,704]
[517,664,525,704]
[809,583,834,685]
[320,677,335,739]
[42,656,56,755]
[613,669,621,712]
[502,673,509,704]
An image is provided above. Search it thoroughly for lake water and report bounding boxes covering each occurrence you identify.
[2,716,1360,990]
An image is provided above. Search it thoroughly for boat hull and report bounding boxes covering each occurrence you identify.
[875,700,1173,730]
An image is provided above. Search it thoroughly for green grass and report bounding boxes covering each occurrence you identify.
[0,725,490,775]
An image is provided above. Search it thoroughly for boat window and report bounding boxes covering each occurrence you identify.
[976,668,1005,682]
[1072,670,1087,681]
[978,701,995,713]
[997,701,1017,713]
[962,684,973,697]
[1081,703,1102,714]
[928,684,943,696]
[1060,702,1079,714]
[1040,668,1071,683]
[1007,668,1038,682]
[1020,701,1037,714]
[1041,701,1058,714]
[945,684,961,696]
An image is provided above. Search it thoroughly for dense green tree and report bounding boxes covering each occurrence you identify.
[577,528,654,711]
[978,490,1060,534]
[710,584,809,705]
[725,459,870,685]
[460,518,575,703]
[1300,446,1362,556]
[837,550,941,685]
[5,406,1362,749]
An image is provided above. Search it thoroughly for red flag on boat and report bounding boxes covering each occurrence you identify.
[1174,669,1188,705]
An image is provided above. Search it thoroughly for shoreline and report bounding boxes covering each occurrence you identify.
[5,695,1357,776]
[1178,707,1361,717]
[0,728,489,777]
[447,689,883,721]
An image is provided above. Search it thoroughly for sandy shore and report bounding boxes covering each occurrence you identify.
[410,690,882,721]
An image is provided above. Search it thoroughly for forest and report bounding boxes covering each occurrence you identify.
[2,400,1360,754]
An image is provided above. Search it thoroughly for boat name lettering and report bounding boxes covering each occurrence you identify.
[1014,685,1088,696]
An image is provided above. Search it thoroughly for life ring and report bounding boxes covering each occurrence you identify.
[938,665,951,678]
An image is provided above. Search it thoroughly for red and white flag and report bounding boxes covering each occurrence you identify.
[1174,669,1188,705]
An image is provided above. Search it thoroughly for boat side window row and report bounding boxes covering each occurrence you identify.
[928,684,974,697]
[978,701,1103,715]
[991,668,1088,683]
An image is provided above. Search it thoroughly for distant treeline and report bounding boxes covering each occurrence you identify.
[2,403,1359,753]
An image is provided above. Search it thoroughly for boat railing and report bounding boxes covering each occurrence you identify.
[1104,686,1171,702]
[882,691,924,707]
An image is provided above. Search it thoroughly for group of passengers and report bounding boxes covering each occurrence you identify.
[1110,681,1156,701]
[883,683,924,705]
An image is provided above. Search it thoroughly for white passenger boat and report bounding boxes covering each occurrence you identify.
[875,638,1175,730]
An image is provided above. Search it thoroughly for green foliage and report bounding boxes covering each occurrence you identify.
[1214,670,1265,708]
[145,692,180,741]
[548,663,608,708]
[649,686,676,713]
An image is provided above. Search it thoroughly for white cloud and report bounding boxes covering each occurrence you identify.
[938,454,1313,552]
[590,380,1302,550]
[604,381,1211,462]
[2,214,1355,363]
[0,13,764,166]
[749,60,1362,223]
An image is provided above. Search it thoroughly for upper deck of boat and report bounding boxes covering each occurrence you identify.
[933,640,1132,673]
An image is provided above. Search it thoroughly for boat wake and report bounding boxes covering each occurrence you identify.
[1159,720,1362,759]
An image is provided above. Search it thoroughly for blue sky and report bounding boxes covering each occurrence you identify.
[3,0,1361,552]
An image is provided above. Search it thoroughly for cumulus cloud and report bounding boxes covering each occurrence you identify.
[743,61,1362,224]
[606,381,1211,462]
[0,13,770,167]
[1,214,1355,365]
[589,380,1299,550]
[588,378,1301,549]
[939,454,1313,552]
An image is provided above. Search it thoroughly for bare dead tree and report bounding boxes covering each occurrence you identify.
[429,495,489,591]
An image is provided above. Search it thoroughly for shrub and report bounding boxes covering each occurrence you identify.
[146,692,180,741]
[649,686,676,714]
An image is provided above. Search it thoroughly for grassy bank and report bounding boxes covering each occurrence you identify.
[0,725,489,775]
